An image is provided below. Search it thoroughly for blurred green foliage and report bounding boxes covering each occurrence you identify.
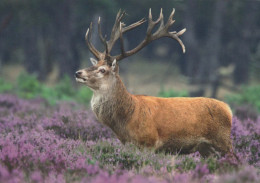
[0,73,92,105]
[158,88,189,98]
[225,85,260,112]
[0,78,13,93]
[16,73,42,99]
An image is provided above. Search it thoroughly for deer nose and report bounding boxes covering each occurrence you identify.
[75,71,82,78]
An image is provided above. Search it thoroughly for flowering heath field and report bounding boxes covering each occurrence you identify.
[0,93,259,183]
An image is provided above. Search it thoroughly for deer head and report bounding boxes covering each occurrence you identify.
[75,8,186,91]
[75,58,118,91]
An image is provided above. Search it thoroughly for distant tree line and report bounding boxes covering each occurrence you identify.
[0,0,260,96]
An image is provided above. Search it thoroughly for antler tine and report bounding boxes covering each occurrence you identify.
[85,22,102,59]
[122,18,146,33]
[157,8,164,25]
[177,28,186,36]
[116,9,125,22]
[170,28,186,53]
[106,10,127,53]
[119,22,126,56]
[166,8,175,29]
[147,8,155,35]
[98,17,106,44]
[156,8,165,33]
[98,17,108,54]
[149,8,152,20]
[113,10,126,34]
[164,9,186,53]
[147,8,164,35]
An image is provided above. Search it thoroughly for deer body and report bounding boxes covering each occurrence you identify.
[75,9,233,156]
[89,72,232,155]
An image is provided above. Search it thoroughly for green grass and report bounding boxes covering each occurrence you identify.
[225,85,260,112]
[0,73,93,105]
[158,87,189,98]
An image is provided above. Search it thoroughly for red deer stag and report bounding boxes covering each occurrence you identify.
[75,9,232,156]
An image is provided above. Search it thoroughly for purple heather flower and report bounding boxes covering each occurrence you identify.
[1,94,260,182]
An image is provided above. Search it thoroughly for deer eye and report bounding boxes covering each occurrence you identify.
[99,68,106,73]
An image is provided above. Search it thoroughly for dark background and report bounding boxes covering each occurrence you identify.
[0,0,260,98]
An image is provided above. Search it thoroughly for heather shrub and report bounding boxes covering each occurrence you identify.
[216,166,260,183]
[86,140,172,171]
[175,155,198,171]
[202,156,219,173]
[43,102,113,140]
[231,117,260,166]
[0,93,260,182]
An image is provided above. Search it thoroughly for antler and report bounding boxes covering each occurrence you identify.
[85,8,186,64]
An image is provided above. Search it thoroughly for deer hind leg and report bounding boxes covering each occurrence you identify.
[194,137,233,157]
[212,138,232,156]
[210,130,233,156]
[189,139,218,157]
[197,142,218,157]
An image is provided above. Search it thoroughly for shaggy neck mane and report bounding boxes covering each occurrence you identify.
[92,75,135,142]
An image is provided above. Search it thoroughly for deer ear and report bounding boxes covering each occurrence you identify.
[90,58,98,66]
[111,59,118,73]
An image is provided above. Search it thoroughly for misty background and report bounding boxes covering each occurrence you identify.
[0,0,260,99]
